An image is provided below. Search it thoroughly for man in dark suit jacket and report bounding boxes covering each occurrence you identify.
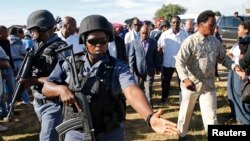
[108,23,128,63]
[129,25,160,107]
[114,33,128,63]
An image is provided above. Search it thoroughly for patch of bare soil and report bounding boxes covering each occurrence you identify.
[0,101,40,141]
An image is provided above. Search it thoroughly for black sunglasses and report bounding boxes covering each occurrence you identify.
[86,37,108,46]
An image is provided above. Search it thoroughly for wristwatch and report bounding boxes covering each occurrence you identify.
[146,113,154,127]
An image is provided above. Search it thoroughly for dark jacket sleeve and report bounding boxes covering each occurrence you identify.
[0,40,15,70]
[239,44,250,74]
[115,35,128,63]
[128,40,136,73]
[151,39,161,72]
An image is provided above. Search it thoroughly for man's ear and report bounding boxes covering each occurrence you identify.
[65,24,70,29]
[245,29,249,35]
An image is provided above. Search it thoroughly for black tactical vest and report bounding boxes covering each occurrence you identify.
[65,55,125,137]
[32,38,67,93]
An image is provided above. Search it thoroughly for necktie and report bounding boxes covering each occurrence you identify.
[142,40,147,52]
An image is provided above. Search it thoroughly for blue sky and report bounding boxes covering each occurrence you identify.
[0,0,249,27]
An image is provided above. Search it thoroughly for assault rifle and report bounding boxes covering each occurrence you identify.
[55,45,95,141]
[3,43,46,122]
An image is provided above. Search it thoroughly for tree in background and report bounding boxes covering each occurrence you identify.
[154,4,186,20]
[246,8,250,14]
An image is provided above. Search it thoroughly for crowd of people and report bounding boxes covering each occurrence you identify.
[0,9,249,141]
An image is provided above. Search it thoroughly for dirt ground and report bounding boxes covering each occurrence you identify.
[0,101,40,141]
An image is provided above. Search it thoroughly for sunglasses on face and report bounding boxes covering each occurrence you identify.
[86,37,108,46]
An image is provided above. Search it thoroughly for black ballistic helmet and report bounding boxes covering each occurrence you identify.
[26,9,56,31]
[79,15,113,44]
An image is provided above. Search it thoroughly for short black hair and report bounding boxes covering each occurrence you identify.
[197,10,215,25]
[171,15,181,21]
[240,21,250,33]
[143,20,152,26]
[9,26,19,36]
[18,28,24,34]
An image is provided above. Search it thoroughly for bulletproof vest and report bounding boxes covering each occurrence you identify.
[65,55,125,137]
[32,37,66,92]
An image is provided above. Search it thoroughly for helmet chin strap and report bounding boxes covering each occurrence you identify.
[33,29,44,43]
[34,27,51,42]
[87,52,106,63]
[34,37,42,43]
[33,31,47,50]
[86,48,106,63]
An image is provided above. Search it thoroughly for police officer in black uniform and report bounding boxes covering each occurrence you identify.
[24,9,69,141]
[42,15,179,141]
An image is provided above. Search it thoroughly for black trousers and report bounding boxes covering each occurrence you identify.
[215,62,219,77]
[161,67,180,102]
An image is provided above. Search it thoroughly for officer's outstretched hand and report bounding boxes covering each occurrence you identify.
[150,109,179,135]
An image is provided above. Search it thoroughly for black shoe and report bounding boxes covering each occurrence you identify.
[179,136,187,141]
[226,113,236,120]
[160,100,167,104]
[150,101,154,109]
[14,111,21,115]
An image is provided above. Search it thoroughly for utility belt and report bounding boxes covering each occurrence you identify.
[35,97,59,106]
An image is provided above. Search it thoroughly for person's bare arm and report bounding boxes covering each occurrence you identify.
[42,81,80,108]
[20,77,47,89]
[0,60,9,69]
[123,84,179,135]
[123,84,152,120]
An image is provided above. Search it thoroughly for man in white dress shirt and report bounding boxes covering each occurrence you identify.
[158,15,189,104]
[56,16,84,54]
[124,17,141,57]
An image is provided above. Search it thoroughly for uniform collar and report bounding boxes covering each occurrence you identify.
[46,33,59,45]
[83,53,109,66]
[82,53,110,77]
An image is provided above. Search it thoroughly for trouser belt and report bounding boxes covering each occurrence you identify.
[35,98,59,106]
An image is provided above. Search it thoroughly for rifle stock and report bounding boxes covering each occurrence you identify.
[55,46,95,141]
[4,43,46,122]
[3,49,35,122]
